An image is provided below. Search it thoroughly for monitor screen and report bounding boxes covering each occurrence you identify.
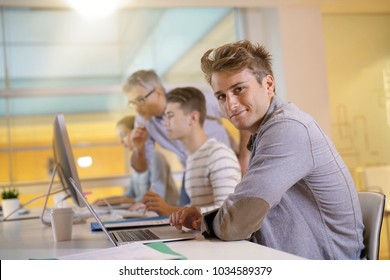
[52,113,86,207]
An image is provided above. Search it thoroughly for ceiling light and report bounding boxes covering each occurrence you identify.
[67,0,119,20]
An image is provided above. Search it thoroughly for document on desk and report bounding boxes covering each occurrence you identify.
[58,242,181,260]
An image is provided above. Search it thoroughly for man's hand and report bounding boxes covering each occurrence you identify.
[143,191,180,216]
[93,196,134,207]
[131,126,148,150]
[130,126,148,172]
[169,206,202,230]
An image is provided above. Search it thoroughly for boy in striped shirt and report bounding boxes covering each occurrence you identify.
[143,87,241,215]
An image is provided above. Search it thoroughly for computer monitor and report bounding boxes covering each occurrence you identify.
[53,113,85,207]
[41,113,86,224]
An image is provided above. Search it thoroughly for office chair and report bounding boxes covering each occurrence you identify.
[358,191,386,260]
[363,166,390,258]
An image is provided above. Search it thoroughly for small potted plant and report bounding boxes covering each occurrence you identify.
[1,188,20,219]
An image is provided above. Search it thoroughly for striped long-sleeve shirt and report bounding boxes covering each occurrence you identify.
[185,138,241,213]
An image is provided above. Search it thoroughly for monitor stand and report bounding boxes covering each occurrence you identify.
[40,163,69,226]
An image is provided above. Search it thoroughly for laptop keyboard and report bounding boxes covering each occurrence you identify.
[116,229,160,242]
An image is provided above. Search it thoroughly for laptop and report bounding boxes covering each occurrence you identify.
[69,177,196,246]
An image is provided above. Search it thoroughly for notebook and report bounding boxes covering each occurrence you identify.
[69,177,196,246]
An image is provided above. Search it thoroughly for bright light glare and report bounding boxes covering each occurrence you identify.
[77,156,93,168]
[68,0,119,19]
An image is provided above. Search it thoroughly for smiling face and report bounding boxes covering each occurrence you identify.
[211,68,275,134]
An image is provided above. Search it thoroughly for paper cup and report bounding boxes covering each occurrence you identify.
[50,207,74,241]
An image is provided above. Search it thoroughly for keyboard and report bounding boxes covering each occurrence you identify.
[115,229,159,242]
[111,209,146,219]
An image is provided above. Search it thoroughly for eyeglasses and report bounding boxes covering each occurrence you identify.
[128,88,155,107]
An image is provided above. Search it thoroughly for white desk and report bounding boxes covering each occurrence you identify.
[0,217,302,260]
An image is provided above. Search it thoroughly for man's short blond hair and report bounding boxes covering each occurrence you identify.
[200,40,274,86]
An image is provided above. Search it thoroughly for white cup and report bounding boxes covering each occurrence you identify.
[50,207,74,241]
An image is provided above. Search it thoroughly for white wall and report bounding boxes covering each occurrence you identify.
[242,7,332,136]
